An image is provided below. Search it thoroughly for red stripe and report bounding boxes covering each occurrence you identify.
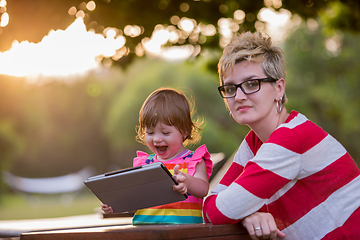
[284,110,297,123]
[237,161,291,199]
[219,162,244,187]
[149,202,202,210]
[322,207,360,239]
[269,153,360,230]
[245,130,263,155]
[203,195,240,225]
[268,120,328,154]
[244,111,298,155]
[164,162,189,170]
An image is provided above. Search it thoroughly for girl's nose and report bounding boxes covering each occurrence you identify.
[153,134,163,142]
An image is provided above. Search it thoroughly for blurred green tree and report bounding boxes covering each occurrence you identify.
[1,57,248,177]
[0,74,116,177]
[105,56,247,168]
[1,4,360,179]
[284,21,360,166]
[1,0,359,57]
[0,120,22,170]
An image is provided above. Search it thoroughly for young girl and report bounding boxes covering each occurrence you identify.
[102,87,213,225]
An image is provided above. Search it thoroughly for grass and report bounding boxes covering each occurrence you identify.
[0,191,101,220]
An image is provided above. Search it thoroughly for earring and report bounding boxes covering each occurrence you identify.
[277,97,283,114]
[229,111,237,122]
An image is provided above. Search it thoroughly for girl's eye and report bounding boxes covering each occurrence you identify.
[146,132,154,135]
[163,132,170,135]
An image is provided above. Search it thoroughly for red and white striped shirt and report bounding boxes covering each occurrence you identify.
[203,110,360,239]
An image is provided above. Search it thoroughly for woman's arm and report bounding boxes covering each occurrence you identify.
[203,141,300,225]
[202,160,248,224]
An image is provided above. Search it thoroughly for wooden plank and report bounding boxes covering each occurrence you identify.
[102,211,135,218]
[21,223,251,240]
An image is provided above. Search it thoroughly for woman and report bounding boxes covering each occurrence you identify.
[203,32,360,240]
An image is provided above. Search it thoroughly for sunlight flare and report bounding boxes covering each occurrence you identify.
[258,8,292,42]
[0,18,125,82]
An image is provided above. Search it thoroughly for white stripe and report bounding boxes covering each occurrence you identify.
[177,149,191,158]
[234,139,254,167]
[267,179,297,204]
[283,175,360,239]
[209,183,228,195]
[252,143,301,180]
[280,112,308,130]
[299,134,347,179]
[260,135,347,203]
[216,183,265,220]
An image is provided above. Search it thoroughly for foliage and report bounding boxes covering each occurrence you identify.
[0,120,22,171]
[284,22,360,166]
[318,1,360,35]
[0,56,247,178]
[0,74,115,177]
[0,192,99,220]
[1,0,359,57]
[105,57,246,168]
[281,0,360,31]
[1,17,360,182]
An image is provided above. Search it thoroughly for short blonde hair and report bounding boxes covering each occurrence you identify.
[136,88,202,146]
[218,31,287,104]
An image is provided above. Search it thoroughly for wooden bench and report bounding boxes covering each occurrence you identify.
[20,223,251,240]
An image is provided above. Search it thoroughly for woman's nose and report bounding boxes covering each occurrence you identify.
[235,87,247,100]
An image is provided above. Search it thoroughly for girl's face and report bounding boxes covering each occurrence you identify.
[145,122,187,161]
[223,61,280,129]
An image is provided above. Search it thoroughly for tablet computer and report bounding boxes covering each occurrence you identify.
[84,162,187,213]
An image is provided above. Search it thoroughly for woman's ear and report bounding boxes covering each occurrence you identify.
[275,78,285,100]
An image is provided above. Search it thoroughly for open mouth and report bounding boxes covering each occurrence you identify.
[156,145,168,155]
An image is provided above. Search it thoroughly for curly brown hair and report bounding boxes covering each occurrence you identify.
[136,88,203,146]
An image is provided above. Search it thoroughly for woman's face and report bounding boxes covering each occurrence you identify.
[223,61,280,128]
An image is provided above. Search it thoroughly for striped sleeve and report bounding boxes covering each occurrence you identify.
[210,131,259,195]
[205,143,300,224]
[204,115,307,224]
[203,131,260,224]
[204,111,360,239]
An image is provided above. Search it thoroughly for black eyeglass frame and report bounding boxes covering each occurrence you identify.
[218,77,278,98]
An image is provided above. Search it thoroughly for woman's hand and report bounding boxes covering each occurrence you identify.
[101,202,114,214]
[241,212,286,240]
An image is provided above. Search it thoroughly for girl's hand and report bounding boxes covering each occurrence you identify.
[241,212,286,240]
[101,202,114,214]
[173,165,188,195]
[172,160,209,198]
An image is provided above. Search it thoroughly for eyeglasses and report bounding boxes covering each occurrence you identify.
[218,77,277,98]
